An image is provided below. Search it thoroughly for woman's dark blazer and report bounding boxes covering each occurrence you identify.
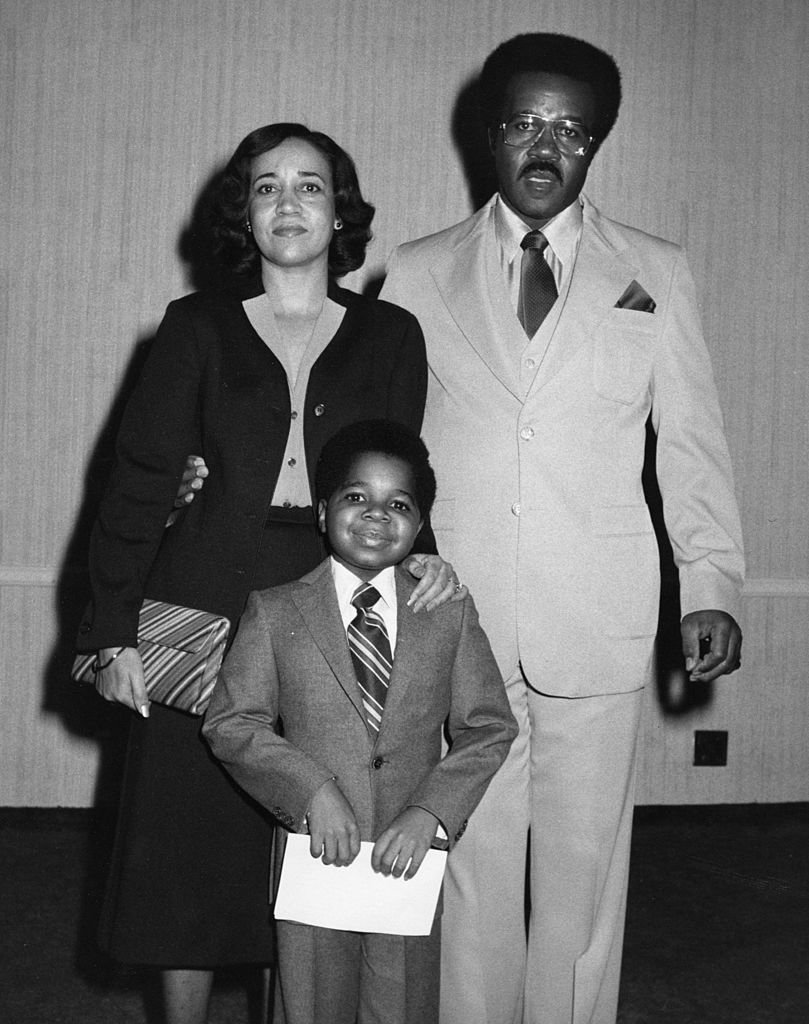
[77,278,429,651]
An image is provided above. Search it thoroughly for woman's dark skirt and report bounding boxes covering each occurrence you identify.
[99,508,324,966]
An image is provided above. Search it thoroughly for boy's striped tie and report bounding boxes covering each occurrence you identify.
[348,583,392,732]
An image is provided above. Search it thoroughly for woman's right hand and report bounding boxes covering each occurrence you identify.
[95,647,150,717]
[165,455,208,527]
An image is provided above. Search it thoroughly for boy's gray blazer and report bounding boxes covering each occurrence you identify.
[203,559,516,852]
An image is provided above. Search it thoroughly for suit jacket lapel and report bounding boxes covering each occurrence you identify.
[376,569,433,735]
[429,199,525,400]
[531,199,641,394]
[291,561,367,724]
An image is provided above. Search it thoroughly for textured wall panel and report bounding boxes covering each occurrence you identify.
[1,0,807,804]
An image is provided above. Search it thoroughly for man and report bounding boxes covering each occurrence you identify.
[380,33,744,1024]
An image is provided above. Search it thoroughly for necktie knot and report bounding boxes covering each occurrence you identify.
[521,230,549,254]
[352,583,381,613]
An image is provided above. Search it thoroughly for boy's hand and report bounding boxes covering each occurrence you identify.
[306,779,361,867]
[372,806,439,879]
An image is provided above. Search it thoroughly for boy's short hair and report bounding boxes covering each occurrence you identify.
[316,419,437,517]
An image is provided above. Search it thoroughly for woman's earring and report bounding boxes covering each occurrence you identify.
[334,219,343,231]
[246,222,252,233]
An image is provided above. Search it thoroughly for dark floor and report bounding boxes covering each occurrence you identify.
[1,804,807,1024]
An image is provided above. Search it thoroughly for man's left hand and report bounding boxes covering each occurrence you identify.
[681,609,742,682]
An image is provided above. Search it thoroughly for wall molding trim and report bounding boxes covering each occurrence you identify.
[2,567,809,598]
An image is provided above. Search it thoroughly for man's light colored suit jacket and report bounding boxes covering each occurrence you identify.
[203,560,517,856]
[382,196,744,697]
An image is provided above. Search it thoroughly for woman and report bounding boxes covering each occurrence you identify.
[77,123,456,1024]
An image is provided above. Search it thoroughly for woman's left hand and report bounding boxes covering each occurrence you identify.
[404,553,467,613]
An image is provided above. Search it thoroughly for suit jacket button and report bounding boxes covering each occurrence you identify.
[314,403,326,417]
[372,757,384,770]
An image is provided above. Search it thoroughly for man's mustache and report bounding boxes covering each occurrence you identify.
[520,160,563,185]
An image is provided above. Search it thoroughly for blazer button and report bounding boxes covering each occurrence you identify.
[314,403,325,417]
[372,757,384,770]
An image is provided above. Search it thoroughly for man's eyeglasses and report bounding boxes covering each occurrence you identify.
[499,114,593,157]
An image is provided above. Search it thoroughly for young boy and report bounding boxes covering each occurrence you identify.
[203,419,516,1024]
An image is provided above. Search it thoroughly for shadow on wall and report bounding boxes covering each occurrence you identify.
[642,420,715,715]
[178,160,246,294]
[39,325,155,987]
[41,157,238,787]
[450,74,499,213]
[43,330,157,805]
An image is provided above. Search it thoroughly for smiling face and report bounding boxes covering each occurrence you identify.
[247,137,336,273]
[317,451,423,580]
[491,71,597,228]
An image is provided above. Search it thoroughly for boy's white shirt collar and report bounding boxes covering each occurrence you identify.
[329,557,398,649]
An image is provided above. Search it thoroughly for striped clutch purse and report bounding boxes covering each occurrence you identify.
[72,600,230,715]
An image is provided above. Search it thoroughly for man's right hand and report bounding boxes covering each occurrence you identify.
[306,778,361,866]
[166,455,208,526]
[94,647,150,717]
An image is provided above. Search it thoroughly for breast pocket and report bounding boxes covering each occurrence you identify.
[593,316,654,405]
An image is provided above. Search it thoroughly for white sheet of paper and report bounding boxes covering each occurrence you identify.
[274,833,447,936]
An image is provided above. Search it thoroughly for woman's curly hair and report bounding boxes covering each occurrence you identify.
[211,123,375,278]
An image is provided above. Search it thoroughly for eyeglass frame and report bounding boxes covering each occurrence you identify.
[497,113,594,157]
